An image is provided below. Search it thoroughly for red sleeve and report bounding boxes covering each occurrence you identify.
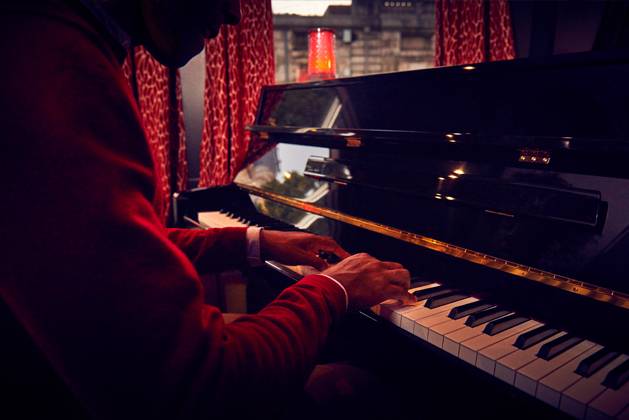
[166,227,248,273]
[0,8,346,420]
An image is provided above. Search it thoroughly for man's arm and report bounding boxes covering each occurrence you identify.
[0,10,347,419]
[167,223,352,274]
[166,227,248,272]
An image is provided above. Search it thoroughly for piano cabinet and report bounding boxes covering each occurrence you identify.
[174,50,629,419]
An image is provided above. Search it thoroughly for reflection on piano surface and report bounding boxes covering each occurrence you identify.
[173,51,629,419]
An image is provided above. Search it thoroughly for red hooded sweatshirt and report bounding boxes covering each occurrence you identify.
[0,1,346,418]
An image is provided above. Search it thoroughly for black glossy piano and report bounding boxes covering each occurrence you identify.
[173,50,629,419]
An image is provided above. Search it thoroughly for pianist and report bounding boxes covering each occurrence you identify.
[0,0,412,418]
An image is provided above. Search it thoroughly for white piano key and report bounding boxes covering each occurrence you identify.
[378,283,440,326]
[211,212,233,226]
[536,344,603,408]
[412,297,478,340]
[198,211,226,227]
[476,322,544,375]
[560,354,628,419]
[515,340,594,396]
[494,331,566,385]
[222,212,249,227]
[399,302,447,333]
[514,339,596,396]
[400,295,474,334]
[427,317,468,348]
[585,378,629,419]
[442,314,510,357]
[198,211,249,228]
[458,320,541,365]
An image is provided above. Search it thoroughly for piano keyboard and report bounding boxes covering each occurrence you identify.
[197,210,298,231]
[198,210,259,228]
[196,210,629,418]
[376,283,629,419]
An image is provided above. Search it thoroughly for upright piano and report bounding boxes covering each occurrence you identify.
[173,51,629,419]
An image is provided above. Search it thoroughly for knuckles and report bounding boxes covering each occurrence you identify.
[354,252,372,259]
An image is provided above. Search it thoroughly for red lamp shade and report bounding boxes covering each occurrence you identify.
[307,28,336,80]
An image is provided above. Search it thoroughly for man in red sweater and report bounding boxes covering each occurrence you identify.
[0,0,412,418]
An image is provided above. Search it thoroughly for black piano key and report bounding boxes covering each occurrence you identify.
[425,292,468,309]
[465,307,511,328]
[412,286,454,302]
[602,358,629,390]
[537,334,584,360]
[576,347,621,378]
[483,313,530,336]
[448,301,495,320]
[514,325,560,350]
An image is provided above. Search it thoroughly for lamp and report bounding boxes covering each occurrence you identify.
[307,28,336,80]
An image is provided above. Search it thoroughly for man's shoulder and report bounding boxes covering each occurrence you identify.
[0,0,147,169]
[0,0,130,100]
[0,0,125,66]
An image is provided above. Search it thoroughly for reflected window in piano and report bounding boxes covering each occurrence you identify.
[234,145,334,235]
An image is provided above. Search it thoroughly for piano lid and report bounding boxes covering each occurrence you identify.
[250,50,629,179]
[240,51,629,308]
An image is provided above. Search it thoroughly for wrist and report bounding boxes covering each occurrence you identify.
[316,273,349,311]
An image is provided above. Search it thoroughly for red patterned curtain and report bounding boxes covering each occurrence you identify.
[199,0,275,187]
[123,47,188,223]
[435,0,515,66]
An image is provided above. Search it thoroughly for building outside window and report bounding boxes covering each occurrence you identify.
[273,0,435,83]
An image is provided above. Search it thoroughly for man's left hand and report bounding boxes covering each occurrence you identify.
[259,230,350,271]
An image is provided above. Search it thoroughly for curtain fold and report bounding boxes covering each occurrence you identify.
[123,47,188,223]
[435,0,515,67]
[199,0,275,187]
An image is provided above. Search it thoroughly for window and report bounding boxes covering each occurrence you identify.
[273,0,435,83]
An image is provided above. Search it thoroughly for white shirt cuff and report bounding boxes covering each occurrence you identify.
[316,274,349,311]
[246,227,263,267]
[245,228,348,310]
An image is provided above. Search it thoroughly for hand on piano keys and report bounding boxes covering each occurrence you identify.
[197,211,416,308]
[321,253,415,311]
[198,210,350,270]
[259,229,351,271]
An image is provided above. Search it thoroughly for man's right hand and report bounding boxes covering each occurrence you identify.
[321,253,414,311]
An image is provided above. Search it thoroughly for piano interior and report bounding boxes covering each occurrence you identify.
[174,50,629,419]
